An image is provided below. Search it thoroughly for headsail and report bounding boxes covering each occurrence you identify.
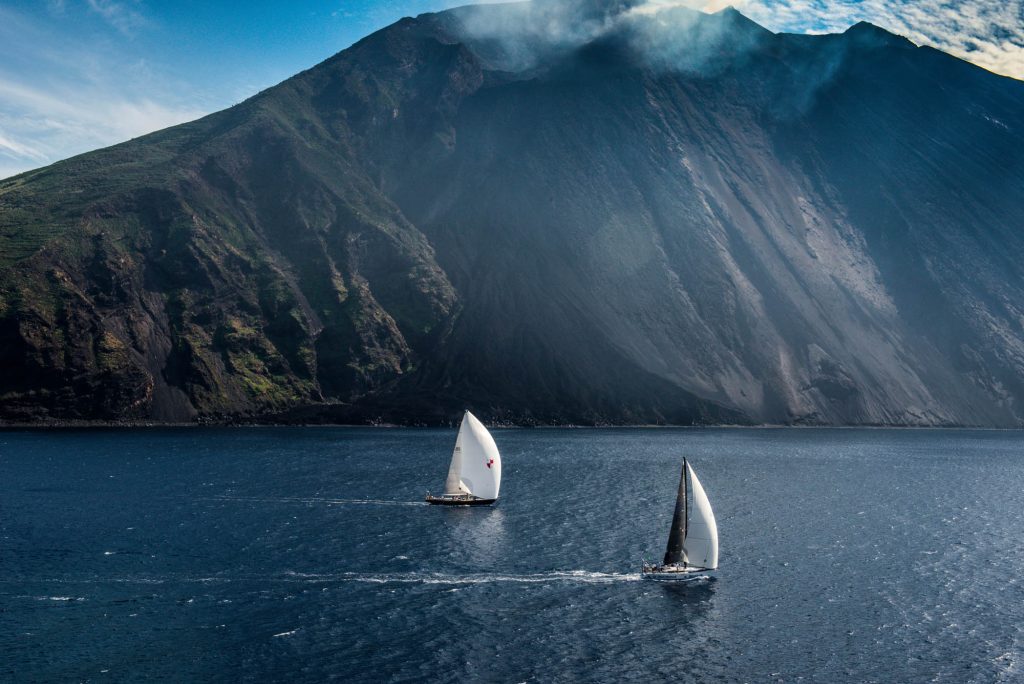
[442,423,468,496]
[444,411,501,499]
[662,460,688,566]
[681,461,718,569]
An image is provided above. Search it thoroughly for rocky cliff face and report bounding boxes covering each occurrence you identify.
[1,4,1022,425]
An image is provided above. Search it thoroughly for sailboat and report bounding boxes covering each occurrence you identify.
[642,458,719,581]
[425,411,502,506]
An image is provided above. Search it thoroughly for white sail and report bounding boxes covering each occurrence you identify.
[442,425,470,496]
[682,462,718,569]
[453,411,501,500]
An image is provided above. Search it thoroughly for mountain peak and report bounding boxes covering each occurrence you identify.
[843,21,915,49]
[710,5,774,33]
[1,3,1023,426]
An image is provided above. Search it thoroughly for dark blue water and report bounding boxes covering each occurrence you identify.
[2,428,1023,682]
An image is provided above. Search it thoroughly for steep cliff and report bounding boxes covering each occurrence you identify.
[1,4,1022,425]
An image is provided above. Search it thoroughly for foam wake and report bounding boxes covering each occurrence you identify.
[9,570,641,586]
[207,496,427,507]
[281,570,641,585]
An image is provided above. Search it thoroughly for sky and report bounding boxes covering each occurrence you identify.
[0,0,1021,180]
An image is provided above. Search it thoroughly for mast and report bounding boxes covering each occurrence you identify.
[663,460,688,566]
[683,457,689,549]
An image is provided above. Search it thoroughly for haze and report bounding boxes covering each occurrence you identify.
[0,0,1021,179]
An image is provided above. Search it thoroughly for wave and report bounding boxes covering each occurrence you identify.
[994,649,1022,680]
[13,595,87,601]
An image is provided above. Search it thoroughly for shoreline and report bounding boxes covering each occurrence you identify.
[0,421,1020,431]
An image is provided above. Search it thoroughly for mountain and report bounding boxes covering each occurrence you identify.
[1,2,1023,426]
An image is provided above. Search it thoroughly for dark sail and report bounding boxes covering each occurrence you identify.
[663,460,688,565]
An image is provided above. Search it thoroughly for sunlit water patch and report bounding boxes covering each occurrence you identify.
[1,427,1022,681]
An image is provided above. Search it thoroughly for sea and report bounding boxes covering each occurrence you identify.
[1,427,1022,682]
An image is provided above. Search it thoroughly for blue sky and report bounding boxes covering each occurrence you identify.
[0,0,465,179]
[1,0,1021,179]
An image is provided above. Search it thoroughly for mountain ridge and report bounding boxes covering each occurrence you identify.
[1,4,1022,426]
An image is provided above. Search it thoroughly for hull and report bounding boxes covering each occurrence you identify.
[641,565,713,582]
[425,494,497,506]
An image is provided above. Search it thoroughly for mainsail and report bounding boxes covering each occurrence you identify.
[663,461,688,565]
[441,411,501,500]
[681,462,719,569]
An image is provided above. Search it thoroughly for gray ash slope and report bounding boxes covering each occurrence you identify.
[0,3,1022,425]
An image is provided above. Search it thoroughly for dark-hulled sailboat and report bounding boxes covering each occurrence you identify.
[642,459,719,581]
[425,411,502,506]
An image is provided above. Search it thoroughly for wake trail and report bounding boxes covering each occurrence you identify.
[204,496,427,507]
[254,570,642,585]
[5,570,641,587]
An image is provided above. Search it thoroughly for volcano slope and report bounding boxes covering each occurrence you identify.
[0,4,1022,425]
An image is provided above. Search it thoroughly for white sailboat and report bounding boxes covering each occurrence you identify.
[642,458,719,581]
[425,411,502,506]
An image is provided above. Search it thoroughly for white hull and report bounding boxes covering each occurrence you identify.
[641,565,713,582]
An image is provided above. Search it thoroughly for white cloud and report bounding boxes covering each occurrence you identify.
[0,82,206,179]
[0,131,48,161]
[0,5,210,180]
[0,78,205,149]
[1,0,1019,182]
[719,0,1024,79]
[86,0,148,35]
[461,0,1023,79]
